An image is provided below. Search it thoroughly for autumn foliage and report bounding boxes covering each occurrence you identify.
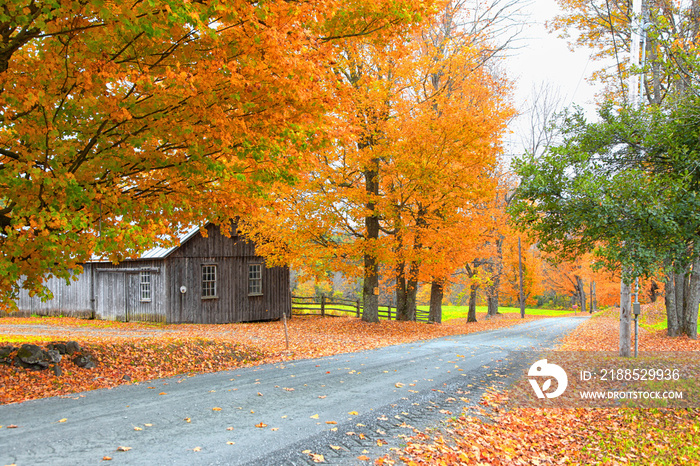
[0,0,433,304]
[0,313,540,405]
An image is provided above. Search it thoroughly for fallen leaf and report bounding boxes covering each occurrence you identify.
[116,446,131,452]
[212,407,222,411]
[310,414,319,419]
[326,421,337,425]
[348,411,359,416]
[192,447,201,452]
[133,427,142,431]
[184,418,191,423]
[330,445,342,450]
[58,418,67,423]
[358,455,370,461]
[226,427,234,431]
[102,456,112,461]
[255,422,267,428]
[310,453,325,463]
[227,441,235,445]
[158,392,167,395]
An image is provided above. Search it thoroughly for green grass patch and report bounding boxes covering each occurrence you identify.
[0,335,49,345]
[421,305,575,321]
[580,408,700,465]
[293,303,573,321]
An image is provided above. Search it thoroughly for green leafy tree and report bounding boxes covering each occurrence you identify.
[510,101,700,343]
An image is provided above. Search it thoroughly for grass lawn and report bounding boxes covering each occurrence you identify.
[424,305,575,321]
[293,302,575,321]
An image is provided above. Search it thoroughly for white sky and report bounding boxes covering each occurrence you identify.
[504,0,604,158]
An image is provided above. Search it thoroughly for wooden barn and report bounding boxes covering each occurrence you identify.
[15,223,291,323]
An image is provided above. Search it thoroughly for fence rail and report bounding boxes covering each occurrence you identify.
[291,295,428,322]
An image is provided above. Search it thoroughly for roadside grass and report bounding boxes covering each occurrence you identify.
[434,305,574,321]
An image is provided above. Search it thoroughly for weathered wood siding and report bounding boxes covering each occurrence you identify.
[165,224,291,323]
[94,261,167,322]
[14,223,290,324]
[15,268,93,317]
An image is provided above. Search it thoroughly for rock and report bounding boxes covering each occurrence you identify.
[66,341,81,355]
[0,346,14,365]
[48,342,68,354]
[72,354,97,369]
[46,349,62,364]
[52,364,63,377]
[16,344,52,370]
[122,374,132,382]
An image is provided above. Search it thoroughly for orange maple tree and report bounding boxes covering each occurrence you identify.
[0,0,432,306]
[243,0,513,323]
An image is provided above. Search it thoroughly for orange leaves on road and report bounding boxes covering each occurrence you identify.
[255,422,267,428]
[0,315,535,404]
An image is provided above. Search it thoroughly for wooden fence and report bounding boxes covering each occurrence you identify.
[291,295,429,322]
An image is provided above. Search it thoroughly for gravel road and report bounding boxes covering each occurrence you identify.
[0,316,587,465]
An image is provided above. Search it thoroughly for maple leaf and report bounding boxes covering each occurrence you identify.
[255,422,267,428]
[116,446,131,452]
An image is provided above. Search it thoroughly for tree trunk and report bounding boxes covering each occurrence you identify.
[590,281,597,313]
[486,236,503,318]
[361,156,380,323]
[576,276,587,315]
[404,259,419,322]
[395,261,409,321]
[467,282,478,323]
[429,279,443,323]
[665,271,680,337]
[620,278,632,358]
[362,253,379,322]
[682,257,700,339]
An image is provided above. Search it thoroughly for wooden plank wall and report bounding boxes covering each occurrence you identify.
[94,261,167,322]
[15,268,93,317]
[166,224,291,323]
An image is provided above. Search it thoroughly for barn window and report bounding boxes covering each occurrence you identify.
[140,271,152,302]
[248,263,262,296]
[201,264,217,299]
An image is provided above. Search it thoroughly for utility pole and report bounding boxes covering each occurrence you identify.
[629,0,644,106]
[518,236,525,319]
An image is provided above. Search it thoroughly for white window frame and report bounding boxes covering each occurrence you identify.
[248,263,263,296]
[139,271,152,302]
[201,264,218,299]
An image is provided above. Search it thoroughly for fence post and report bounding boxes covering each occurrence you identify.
[388,304,392,321]
[356,299,360,318]
[321,295,325,317]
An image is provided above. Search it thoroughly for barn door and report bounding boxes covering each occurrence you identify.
[97,272,127,321]
[126,273,140,322]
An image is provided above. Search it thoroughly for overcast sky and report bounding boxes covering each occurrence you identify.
[504,0,603,158]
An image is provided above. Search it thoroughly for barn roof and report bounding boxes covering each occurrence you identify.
[138,225,203,259]
[89,225,205,262]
